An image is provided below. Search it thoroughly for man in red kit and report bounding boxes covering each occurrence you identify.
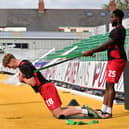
[2,53,99,119]
[82,9,127,118]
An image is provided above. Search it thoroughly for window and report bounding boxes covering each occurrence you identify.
[15,43,28,49]
[100,12,106,17]
[87,12,93,16]
[58,28,64,32]
[70,28,76,32]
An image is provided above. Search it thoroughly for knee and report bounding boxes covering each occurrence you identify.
[53,112,66,119]
[52,108,66,119]
[109,88,115,95]
[106,87,115,96]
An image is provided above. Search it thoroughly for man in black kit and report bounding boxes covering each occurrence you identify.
[82,9,127,118]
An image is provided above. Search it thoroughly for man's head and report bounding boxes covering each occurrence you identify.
[111,9,124,27]
[3,53,18,69]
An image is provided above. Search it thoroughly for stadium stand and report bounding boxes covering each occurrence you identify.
[44,28,129,62]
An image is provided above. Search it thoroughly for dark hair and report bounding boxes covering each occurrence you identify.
[112,9,124,19]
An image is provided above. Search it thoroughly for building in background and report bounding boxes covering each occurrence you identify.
[0,0,129,32]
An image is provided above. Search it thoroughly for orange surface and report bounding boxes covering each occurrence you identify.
[0,74,129,129]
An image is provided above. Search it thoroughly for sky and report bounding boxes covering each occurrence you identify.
[0,0,110,9]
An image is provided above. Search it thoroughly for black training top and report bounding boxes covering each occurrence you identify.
[108,25,127,61]
[19,60,48,92]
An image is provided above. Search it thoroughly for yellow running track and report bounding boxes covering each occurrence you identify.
[0,74,129,129]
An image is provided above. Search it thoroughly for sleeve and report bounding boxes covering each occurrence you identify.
[109,28,122,42]
[20,62,34,79]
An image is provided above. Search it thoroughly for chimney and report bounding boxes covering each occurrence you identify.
[109,0,116,12]
[39,0,45,13]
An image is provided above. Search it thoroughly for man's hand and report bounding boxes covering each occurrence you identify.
[82,50,94,56]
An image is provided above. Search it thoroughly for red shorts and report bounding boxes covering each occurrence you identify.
[106,59,127,83]
[40,82,62,111]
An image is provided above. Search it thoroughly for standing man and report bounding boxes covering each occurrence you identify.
[3,53,99,119]
[82,9,127,118]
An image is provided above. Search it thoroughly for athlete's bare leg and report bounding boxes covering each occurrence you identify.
[103,82,115,107]
[52,106,82,118]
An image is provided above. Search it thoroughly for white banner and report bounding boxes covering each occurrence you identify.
[54,62,69,81]
[46,66,57,80]
[45,61,124,93]
[75,61,95,88]
[92,61,107,90]
[65,61,79,84]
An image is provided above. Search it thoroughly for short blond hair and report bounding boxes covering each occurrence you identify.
[3,53,16,67]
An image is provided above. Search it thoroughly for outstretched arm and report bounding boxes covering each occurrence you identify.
[82,38,114,56]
